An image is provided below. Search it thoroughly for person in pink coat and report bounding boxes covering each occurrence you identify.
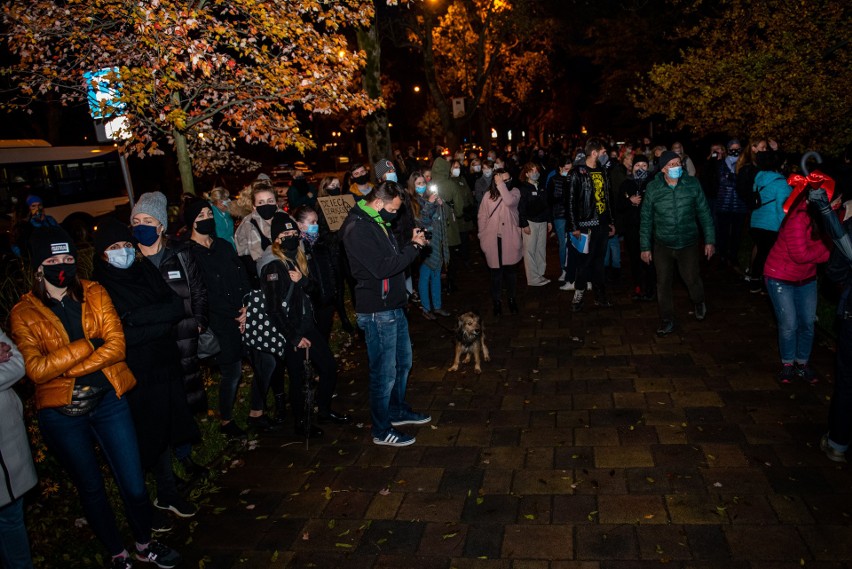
[478,168,523,315]
[764,180,833,384]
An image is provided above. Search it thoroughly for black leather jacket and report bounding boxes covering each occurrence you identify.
[567,164,615,232]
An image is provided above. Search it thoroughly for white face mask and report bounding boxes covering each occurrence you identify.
[106,247,135,270]
[473,165,481,172]
[451,168,461,177]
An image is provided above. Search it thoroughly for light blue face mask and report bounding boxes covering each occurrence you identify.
[415,185,427,195]
[106,247,135,269]
[306,224,319,235]
[667,166,683,179]
[384,172,398,183]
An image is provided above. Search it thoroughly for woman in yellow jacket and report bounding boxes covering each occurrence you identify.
[10,227,181,569]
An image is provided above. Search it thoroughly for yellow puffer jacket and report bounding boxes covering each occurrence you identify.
[10,280,136,410]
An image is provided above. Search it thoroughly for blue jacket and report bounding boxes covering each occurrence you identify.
[750,171,791,232]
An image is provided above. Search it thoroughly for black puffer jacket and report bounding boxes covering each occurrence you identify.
[258,255,315,345]
[567,164,615,231]
[547,174,568,221]
[158,242,209,414]
[303,240,338,308]
[518,181,551,227]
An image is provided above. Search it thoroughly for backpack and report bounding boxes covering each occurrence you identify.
[750,183,776,211]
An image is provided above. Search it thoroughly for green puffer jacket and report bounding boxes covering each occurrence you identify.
[639,172,715,251]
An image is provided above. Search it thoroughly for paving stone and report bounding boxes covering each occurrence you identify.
[721,494,779,524]
[321,491,374,520]
[364,491,404,520]
[396,493,466,523]
[290,518,367,552]
[416,522,468,557]
[501,524,573,559]
[575,524,638,560]
[635,524,692,560]
[766,494,816,524]
[462,494,520,523]
[683,524,731,560]
[666,495,729,524]
[597,495,668,524]
[617,425,659,445]
[573,426,620,447]
[723,525,810,560]
[651,444,706,468]
[524,448,555,470]
[572,468,628,495]
[373,554,450,569]
[700,444,750,467]
[797,525,852,560]
[462,524,505,559]
[594,446,654,468]
[512,469,576,495]
[357,519,425,555]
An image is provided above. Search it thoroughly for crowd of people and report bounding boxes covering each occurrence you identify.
[2,135,852,568]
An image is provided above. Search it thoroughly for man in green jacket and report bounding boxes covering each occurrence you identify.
[640,151,716,336]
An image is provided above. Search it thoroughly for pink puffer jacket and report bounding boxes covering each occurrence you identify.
[764,201,830,283]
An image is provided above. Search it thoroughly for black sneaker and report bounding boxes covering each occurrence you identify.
[219,421,247,440]
[390,410,431,426]
[778,364,795,384]
[317,409,352,425]
[373,428,415,447]
[135,540,181,569]
[795,363,818,384]
[110,555,134,569]
[656,320,675,336]
[247,414,279,432]
[154,497,198,518]
[571,290,585,312]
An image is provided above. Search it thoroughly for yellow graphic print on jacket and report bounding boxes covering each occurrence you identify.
[591,171,607,215]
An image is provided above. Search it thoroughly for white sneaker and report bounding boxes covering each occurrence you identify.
[558,270,567,282]
[559,281,575,291]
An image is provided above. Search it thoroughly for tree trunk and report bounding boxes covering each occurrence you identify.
[358,23,391,168]
[173,129,195,196]
[422,13,459,151]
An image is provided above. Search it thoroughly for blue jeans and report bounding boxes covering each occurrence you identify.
[766,278,818,364]
[553,218,567,271]
[604,235,621,268]
[418,265,442,311]
[356,309,413,437]
[38,390,152,556]
[0,496,33,569]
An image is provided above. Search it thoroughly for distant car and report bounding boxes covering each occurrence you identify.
[293,161,314,178]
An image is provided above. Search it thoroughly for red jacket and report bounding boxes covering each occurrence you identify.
[764,201,830,283]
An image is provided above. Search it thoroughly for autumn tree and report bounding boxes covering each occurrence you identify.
[390,0,552,150]
[631,0,852,153]
[2,0,378,194]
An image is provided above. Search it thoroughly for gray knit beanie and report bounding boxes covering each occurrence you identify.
[131,191,169,230]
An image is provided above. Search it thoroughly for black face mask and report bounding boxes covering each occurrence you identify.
[379,209,397,223]
[42,263,77,288]
[326,186,341,195]
[352,174,370,186]
[195,218,216,235]
[256,204,277,220]
[280,236,300,253]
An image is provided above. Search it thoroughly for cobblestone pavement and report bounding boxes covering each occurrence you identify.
[178,251,851,569]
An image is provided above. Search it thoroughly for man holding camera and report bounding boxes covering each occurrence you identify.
[341,182,431,447]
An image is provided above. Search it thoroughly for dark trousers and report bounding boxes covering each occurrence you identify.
[715,211,747,264]
[575,223,609,293]
[654,242,705,322]
[284,326,337,421]
[749,227,778,290]
[828,315,852,447]
[490,236,517,302]
[624,225,656,295]
[249,349,279,412]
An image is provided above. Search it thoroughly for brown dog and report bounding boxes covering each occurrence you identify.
[448,311,490,374]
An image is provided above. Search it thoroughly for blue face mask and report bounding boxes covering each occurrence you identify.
[106,247,135,270]
[306,224,319,236]
[667,166,683,180]
[384,172,398,183]
[132,224,159,247]
[415,185,427,195]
